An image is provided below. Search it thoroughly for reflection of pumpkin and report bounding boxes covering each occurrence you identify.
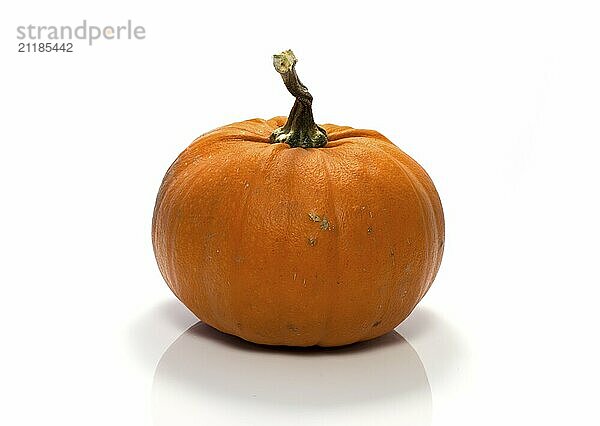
[152,50,444,346]
[153,323,432,425]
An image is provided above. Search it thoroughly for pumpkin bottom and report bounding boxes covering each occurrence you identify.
[172,287,419,347]
[202,318,406,348]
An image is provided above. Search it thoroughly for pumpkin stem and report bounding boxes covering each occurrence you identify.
[270,50,328,148]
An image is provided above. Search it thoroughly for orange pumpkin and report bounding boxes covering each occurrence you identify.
[152,50,444,346]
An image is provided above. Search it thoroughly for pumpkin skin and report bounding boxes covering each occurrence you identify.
[152,116,444,347]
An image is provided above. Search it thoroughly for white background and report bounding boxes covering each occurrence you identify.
[1,1,599,425]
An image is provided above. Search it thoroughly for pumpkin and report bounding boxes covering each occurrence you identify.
[152,50,444,347]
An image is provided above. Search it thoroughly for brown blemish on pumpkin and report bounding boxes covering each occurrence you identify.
[390,248,396,266]
[287,323,300,333]
[372,320,381,327]
[308,237,317,246]
[308,212,321,222]
[367,226,373,234]
[308,212,331,230]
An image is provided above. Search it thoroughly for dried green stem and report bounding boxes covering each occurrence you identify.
[270,50,328,148]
